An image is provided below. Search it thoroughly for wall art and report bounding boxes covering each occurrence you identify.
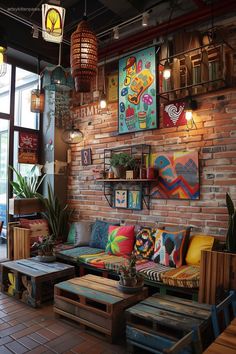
[81,148,92,166]
[107,73,118,103]
[114,190,128,208]
[150,151,199,200]
[18,132,39,164]
[118,46,157,134]
[128,190,142,210]
[163,101,187,127]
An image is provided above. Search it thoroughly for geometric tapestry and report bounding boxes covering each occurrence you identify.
[150,151,199,200]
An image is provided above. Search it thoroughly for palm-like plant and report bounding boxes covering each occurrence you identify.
[106,228,127,254]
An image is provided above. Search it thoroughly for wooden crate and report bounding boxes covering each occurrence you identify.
[199,250,236,305]
[0,258,75,307]
[7,222,20,260]
[54,274,148,342]
[125,293,212,354]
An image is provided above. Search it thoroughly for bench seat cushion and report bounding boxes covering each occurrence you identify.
[136,261,171,282]
[56,246,104,263]
[161,265,200,288]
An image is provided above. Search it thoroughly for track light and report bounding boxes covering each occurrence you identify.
[32,25,39,39]
[113,27,119,40]
[142,12,149,27]
[163,60,171,80]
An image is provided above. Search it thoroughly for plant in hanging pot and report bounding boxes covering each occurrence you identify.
[110,153,136,178]
[225,193,236,253]
[32,235,56,262]
[9,165,46,215]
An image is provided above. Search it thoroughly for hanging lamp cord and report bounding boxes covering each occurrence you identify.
[84,0,87,18]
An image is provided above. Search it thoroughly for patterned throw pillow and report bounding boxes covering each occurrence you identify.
[152,229,188,268]
[90,220,119,250]
[105,225,135,256]
[133,227,156,259]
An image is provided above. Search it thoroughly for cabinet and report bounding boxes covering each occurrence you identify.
[97,144,157,210]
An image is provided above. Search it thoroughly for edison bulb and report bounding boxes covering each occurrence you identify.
[185,110,193,121]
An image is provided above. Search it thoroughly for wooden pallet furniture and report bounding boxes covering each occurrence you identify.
[199,250,236,305]
[0,258,75,307]
[54,274,148,343]
[125,293,212,354]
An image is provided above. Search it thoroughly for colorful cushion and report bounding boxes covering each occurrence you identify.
[161,265,200,288]
[185,235,214,265]
[67,221,92,246]
[136,261,171,282]
[56,246,103,263]
[89,220,119,249]
[105,225,135,256]
[19,218,49,234]
[152,229,189,268]
[134,227,156,259]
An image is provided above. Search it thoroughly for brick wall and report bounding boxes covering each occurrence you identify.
[67,86,236,238]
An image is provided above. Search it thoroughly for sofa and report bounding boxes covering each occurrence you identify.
[55,220,215,300]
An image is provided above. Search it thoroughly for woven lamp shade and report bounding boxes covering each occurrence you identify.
[71,19,97,92]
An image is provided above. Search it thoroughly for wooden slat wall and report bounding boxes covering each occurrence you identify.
[199,250,236,305]
[13,227,31,260]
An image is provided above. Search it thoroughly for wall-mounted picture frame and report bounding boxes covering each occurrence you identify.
[118,46,158,134]
[114,190,128,208]
[81,148,92,166]
[128,190,142,210]
[107,73,118,103]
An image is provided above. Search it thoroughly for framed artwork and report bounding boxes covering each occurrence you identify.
[114,190,128,208]
[81,148,92,166]
[150,151,199,200]
[107,73,118,102]
[128,190,142,210]
[118,46,158,134]
[163,101,187,127]
[18,131,38,164]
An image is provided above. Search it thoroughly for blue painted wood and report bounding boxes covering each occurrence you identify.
[55,281,121,304]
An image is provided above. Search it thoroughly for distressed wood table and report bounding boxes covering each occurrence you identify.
[125,293,212,354]
[0,258,75,307]
[54,274,148,342]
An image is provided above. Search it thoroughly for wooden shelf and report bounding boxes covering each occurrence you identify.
[96,179,157,182]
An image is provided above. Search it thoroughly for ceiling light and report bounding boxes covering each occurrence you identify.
[42,4,66,43]
[113,27,119,40]
[62,124,83,144]
[31,57,45,113]
[163,60,171,80]
[142,12,149,27]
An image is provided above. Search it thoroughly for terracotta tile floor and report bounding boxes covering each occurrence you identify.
[0,292,127,354]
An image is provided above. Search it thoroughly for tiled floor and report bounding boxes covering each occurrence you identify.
[0,292,127,354]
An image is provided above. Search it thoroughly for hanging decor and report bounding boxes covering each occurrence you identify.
[70,0,98,92]
[31,58,45,113]
[42,4,65,43]
[62,112,83,144]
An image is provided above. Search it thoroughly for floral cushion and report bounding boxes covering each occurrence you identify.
[89,220,119,249]
[105,225,135,256]
[161,265,200,288]
[152,229,189,268]
[133,227,156,259]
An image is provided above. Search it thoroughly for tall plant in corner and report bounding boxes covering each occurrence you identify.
[226,193,236,253]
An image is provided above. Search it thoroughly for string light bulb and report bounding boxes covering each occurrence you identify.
[163,60,171,80]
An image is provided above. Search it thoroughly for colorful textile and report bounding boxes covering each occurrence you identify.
[56,246,103,263]
[90,220,119,249]
[136,261,171,282]
[185,235,214,265]
[67,221,93,246]
[106,225,135,256]
[78,252,108,269]
[133,227,156,259]
[161,265,200,288]
[152,229,188,268]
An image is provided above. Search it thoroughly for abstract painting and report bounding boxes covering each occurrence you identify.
[118,46,157,134]
[114,190,128,208]
[150,151,199,200]
[128,190,142,210]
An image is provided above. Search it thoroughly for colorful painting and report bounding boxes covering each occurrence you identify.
[163,101,187,127]
[128,190,142,210]
[118,46,157,134]
[18,131,38,164]
[107,73,118,102]
[150,151,199,200]
[114,190,128,208]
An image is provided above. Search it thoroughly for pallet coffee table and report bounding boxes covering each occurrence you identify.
[0,258,75,307]
[54,274,148,342]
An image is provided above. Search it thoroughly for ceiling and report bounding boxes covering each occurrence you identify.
[0,0,235,70]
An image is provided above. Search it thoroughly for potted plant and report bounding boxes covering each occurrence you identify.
[32,235,56,262]
[118,254,144,292]
[110,153,136,178]
[9,165,46,215]
[226,193,236,253]
[37,183,73,243]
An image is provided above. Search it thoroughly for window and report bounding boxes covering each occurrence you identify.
[0,64,12,115]
[14,67,39,129]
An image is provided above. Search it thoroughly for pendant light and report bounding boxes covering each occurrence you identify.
[71,0,98,92]
[31,57,45,113]
[99,66,107,111]
[62,113,83,144]
[42,43,74,92]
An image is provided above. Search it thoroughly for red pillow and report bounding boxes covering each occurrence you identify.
[105,225,135,256]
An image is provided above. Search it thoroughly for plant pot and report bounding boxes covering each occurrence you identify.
[9,198,45,216]
[35,255,56,263]
[111,166,127,179]
[119,275,137,287]
[117,279,144,294]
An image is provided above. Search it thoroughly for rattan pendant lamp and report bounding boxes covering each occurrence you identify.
[70,0,98,92]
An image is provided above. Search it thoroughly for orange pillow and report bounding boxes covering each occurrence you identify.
[185,235,214,265]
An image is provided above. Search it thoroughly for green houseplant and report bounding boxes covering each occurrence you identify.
[118,254,144,292]
[110,153,136,178]
[226,193,236,253]
[32,235,56,262]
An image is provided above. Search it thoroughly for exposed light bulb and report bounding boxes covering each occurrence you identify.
[99,92,107,109]
[113,27,119,40]
[185,110,193,121]
[163,60,171,80]
[142,12,149,27]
